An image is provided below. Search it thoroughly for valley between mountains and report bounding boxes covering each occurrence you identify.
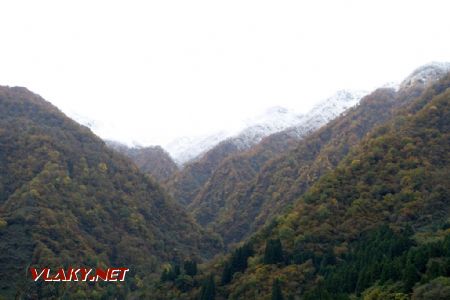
[0,62,449,299]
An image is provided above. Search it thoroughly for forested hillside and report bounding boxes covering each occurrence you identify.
[106,141,179,182]
[188,131,299,227]
[0,86,221,299]
[1,68,448,300]
[166,140,242,206]
[219,73,450,299]
[167,72,450,299]
[191,82,428,246]
[173,64,450,249]
[167,90,362,209]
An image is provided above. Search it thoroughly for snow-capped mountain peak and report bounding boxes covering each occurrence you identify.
[308,90,367,116]
[230,106,304,151]
[284,89,367,138]
[165,131,232,165]
[164,106,303,165]
[400,62,450,90]
[165,89,368,165]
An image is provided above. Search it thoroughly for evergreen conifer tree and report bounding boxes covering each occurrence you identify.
[264,239,284,264]
[271,278,284,300]
[200,275,216,300]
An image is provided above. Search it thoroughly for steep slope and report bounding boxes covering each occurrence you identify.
[201,64,450,245]
[0,86,221,298]
[188,90,367,227]
[400,61,450,90]
[213,88,401,244]
[231,90,365,151]
[106,140,178,181]
[167,90,365,207]
[187,131,301,227]
[164,106,302,166]
[164,106,306,166]
[217,72,450,299]
[167,139,241,206]
[156,70,450,300]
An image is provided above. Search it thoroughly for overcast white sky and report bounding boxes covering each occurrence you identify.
[1,0,449,146]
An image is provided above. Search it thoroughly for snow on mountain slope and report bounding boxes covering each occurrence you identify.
[283,90,367,138]
[400,62,450,90]
[167,62,450,165]
[230,90,367,151]
[165,131,233,165]
[167,90,367,165]
[61,62,450,167]
[165,107,304,165]
[229,106,306,151]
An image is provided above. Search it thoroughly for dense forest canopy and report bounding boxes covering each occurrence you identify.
[0,86,221,299]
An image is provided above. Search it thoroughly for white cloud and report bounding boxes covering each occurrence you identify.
[0,0,449,146]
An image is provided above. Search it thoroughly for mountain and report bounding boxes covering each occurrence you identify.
[166,91,365,166]
[281,90,368,138]
[164,107,302,166]
[165,131,232,166]
[153,67,450,300]
[190,88,399,243]
[215,72,450,300]
[400,61,450,90]
[106,140,178,181]
[0,86,221,298]
[167,139,242,206]
[233,90,366,151]
[164,107,304,166]
[193,64,447,246]
[187,91,364,226]
[167,90,366,207]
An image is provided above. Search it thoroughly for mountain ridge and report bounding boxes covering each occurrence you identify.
[105,140,179,181]
[0,86,222,298]
[166,89,366,207]
[150,66,450,300]
[185,62,450,246]
[168,89,366,165]
[218,73,450,299]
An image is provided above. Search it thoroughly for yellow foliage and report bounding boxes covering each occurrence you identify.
[0,219,7,230]
[98,162,108,173]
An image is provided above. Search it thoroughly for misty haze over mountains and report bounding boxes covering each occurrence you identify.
[75,88,370,165]
[74,62,450,167]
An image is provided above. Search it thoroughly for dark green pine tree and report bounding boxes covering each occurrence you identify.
[160,268,169,282]
[184,260,198,277]
[200,274,216,300]
[403,262,420,291]
[427,260,444,279]
[320,248,336,268]
[264,239,284,264]
[174,264,181,277]
[221,262,232,285]
[380,259,394,284]
[355,267,370,294]
[161,262,183,282]
[221,242,254,285]
[233,247,246,271]
[271,278,284,300]
[443,235,450,256]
